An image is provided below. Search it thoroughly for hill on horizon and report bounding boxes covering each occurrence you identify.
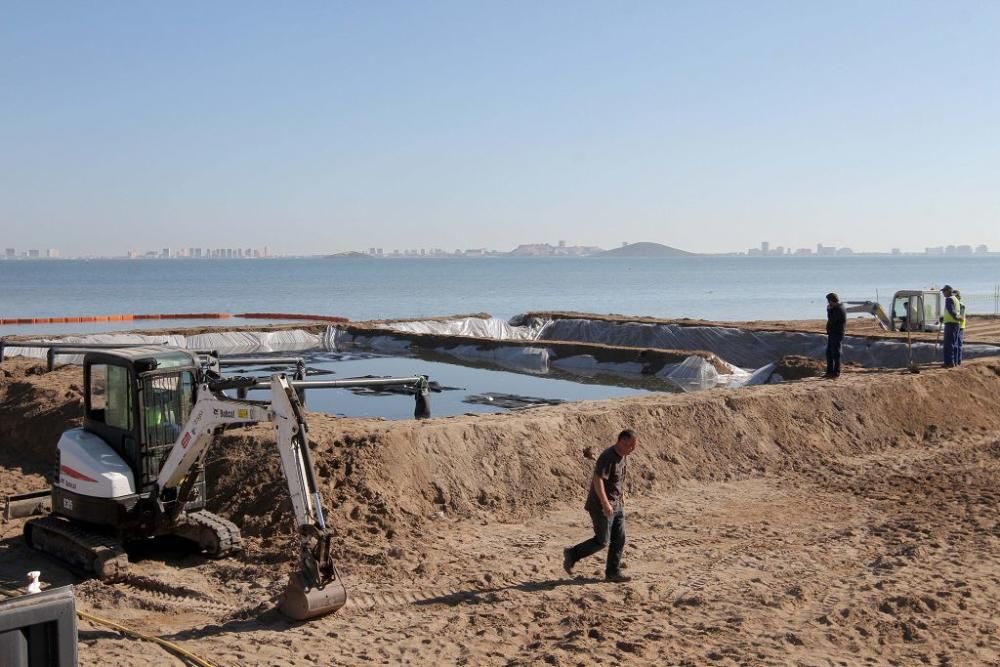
[597,242,696,258]
[324,251,370,259]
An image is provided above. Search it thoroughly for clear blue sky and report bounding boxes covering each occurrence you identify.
[2,2,998,255]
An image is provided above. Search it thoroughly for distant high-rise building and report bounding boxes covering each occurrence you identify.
[28,249,40,258]
[5,248,16,258]
[816,244,836,256]
[161,248,170,258]
[975,244,989,254]
[761,241,770,255]
[46,248,59,258]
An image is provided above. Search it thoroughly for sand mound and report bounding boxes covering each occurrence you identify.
[5,354,1000,579]
[773,354,828,380]
[2,355,1000,664]
[0,358,83,492]
[205,359,1000,580]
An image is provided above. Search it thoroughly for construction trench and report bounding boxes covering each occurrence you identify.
[1,312,1000,665]
[6,312,1000,394]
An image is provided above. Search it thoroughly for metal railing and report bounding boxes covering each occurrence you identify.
[196,353,306,381]
[232,374,432,418]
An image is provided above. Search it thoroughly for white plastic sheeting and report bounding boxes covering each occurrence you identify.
[438,345,550,372]
[329,328,550,372]
[4,329,323,360]
[550,355,645,377]
[653,355,753,392]
[743,362,778,386]
[382,317,544,340]
[538,318,1000,369]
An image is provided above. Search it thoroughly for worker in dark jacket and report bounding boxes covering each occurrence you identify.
[825,292,847,378]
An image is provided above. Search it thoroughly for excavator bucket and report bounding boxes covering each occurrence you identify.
[278,570,347,621]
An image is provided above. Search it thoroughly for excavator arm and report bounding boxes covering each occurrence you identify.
[843,300,891,331]
[155,373,346,620]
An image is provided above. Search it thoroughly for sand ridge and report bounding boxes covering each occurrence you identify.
[0,356,999,664]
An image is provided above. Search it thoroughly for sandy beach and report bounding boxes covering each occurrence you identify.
[2,352,999,665]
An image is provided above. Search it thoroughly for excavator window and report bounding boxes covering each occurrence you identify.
[88,364,133,431]
[141,371,196,448]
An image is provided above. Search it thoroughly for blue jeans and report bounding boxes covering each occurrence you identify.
[943,323,959,366]
[956,328,964,365]
[568,508,626,577]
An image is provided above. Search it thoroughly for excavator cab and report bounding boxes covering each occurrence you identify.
[77,347,205,515]
[890,290,942,333]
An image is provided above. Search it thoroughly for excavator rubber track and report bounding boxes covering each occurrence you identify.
[24,514,128,580]
[172,510,243,558]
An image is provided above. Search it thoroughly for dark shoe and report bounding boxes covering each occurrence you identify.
[606,572,632,583]
[563,548,575,575]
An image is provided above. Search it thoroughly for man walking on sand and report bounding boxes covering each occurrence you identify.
[563,429,637,583]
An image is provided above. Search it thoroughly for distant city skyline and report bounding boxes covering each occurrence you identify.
[2,4,1000,255]
[1,238,994,260]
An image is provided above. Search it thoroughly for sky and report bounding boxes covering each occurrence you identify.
[1,2,998,256]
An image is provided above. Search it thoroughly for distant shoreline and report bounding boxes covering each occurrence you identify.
[3,252,998,261]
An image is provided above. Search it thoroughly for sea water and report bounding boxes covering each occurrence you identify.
[1,255,998,324]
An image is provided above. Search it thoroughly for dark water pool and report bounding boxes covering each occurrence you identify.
[224,350,675,420]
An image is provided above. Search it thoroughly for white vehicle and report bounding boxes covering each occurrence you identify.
[5,346,427,620]
[845,290,943,333]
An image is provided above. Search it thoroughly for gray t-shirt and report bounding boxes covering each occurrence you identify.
[585,445,626,513]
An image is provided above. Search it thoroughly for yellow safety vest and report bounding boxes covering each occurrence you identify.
[943,295,961,325]
[145,406,163,428]
[959,300,967,330]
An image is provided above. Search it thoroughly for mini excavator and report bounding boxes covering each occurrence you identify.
[5,346,395,620]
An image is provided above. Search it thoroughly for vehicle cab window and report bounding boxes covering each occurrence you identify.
[88,364,133,431]
[142,371,196,447]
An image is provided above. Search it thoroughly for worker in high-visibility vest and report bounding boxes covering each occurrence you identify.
[954,289,967,366]
[940,285,961,368]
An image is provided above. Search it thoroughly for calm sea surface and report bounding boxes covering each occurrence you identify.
[1,256,998,324]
